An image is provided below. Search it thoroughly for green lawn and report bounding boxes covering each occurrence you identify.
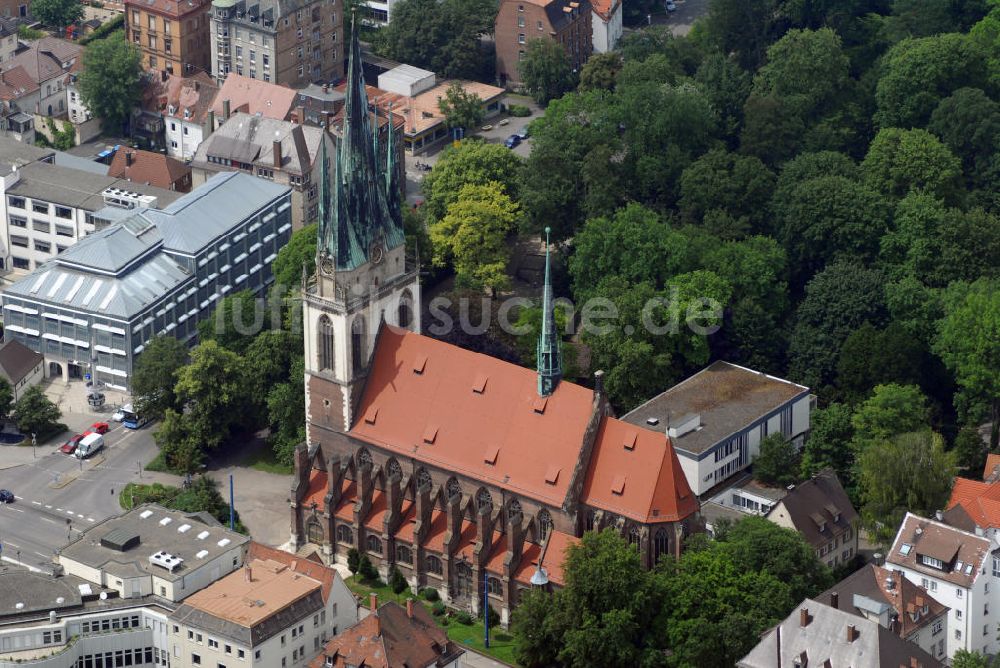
[244,446,293,475]
[143,450,170,472]
[344,576,520,666]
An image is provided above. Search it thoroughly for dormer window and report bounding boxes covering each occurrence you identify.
[920,554,944,570]
[899,543,913,556]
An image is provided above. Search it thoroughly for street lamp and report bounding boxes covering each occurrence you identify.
[31,433,36,459]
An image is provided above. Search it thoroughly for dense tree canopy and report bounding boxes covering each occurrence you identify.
[78,33,143,133]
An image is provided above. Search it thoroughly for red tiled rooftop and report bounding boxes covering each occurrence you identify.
[949,477,1000,528]
[335,480,357,521]
[248,542,339,604]
[212,73,296,121]
[582,417,698,523]
[513,532,578,587]
[393,503,418,543]
[984,453,1000,480]
[422,510,449,553]
[350,327,595,507]
[303,469,328,512]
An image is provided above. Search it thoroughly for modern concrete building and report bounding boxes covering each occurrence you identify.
[1,171,292,388]
[192,112,331,229]
[125,0,213,76]
[0,157,180,273]
[210,0,343,86]
[623,361,813,497]
[495,0,592,88]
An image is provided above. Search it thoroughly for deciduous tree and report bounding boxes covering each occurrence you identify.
[578,51,622,92]
[78,33,143,133]
[12,386,62,439]
[801,403,855,480]
[131,335,188,418]
[851,383,930,451]
[752,434,799,486]
[861,127,963,203]
[31,0,83,28]
[437,81,484,132]
[679,149,775,237]
[422,140,521,222]
[519,38,576,105]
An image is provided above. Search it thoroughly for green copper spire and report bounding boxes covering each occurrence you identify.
[385,103,402,229]
[316,14,404,272]
[537,227,561,397]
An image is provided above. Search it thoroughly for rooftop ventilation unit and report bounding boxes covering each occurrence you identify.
[149,551,184,572]
[667,414,700,439]
[100,528,140,552]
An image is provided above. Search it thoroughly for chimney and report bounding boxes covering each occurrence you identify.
[935,509,943,521]
[406,598,414,619]
[295,104,305,124]
[369,592,377,613]
[244,563,252,582]
[206,109,215,134]
[273,139,282,168]
[593,369,604,395]
[223,98,231,120]
[830,592,839,610]
[846,624,857,643]
[800,608,810,627]
[194,80,200,91]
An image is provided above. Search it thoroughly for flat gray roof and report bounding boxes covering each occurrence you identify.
[0,569,83,618]
[59,504,249,584]
[623,361,809,456]
[7,161,180,211]
[0,136,54,175]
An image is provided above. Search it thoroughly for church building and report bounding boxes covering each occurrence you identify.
[290,24,700,624]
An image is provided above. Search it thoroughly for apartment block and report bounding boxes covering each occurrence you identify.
[210,0,343,86]
[495,0,592,88]
[125,0,213,76]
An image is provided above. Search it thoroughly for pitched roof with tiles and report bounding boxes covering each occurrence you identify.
[108,149,191,190]
[887,512,990,589]
[143,71,219,123]
[581,417,698,523]
[948,476,1000,529]
[309,601,463,668]
[246,542,345,606]
[212,73,297,121]
[738,599,943,668]
[816,565,948,639]
[0,338,42,384]
[984,453,1000,481]
[350,326,597,508]
[0,65,39,101]
[765,469,858,549]
[194,112,324,175]
[591,0,620,21]
[5,37,81,87]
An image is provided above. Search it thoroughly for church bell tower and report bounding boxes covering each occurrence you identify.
[301,18,420,437]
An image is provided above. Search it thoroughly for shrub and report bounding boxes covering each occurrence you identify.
[432,600,446,616]
[454,611,474,626]
[389,566,408,594]
[508,104,531,117]
[79,13,123,45]
[481,604,500,628]
[358,555,379,583]
[347,549,360,575]
[421,587,440,602]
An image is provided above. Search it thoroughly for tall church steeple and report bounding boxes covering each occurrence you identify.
[537,227,561,397]
[317,16,404,272]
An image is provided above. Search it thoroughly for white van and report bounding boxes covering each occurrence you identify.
[75,432,104,459]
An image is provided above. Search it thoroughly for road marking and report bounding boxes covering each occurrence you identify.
[45,505,52,509]
[87,517,95,522]
[65,510,74,515]
[5,542,20,549]
[33,551,47,559]
[39,517,59,526]
[0,555,44,572]
[4,507,24,513]
[55,507,62,512]
[31,501,41,506]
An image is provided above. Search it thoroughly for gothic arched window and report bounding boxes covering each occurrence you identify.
[426,555,443,575]
[366,534,382,555]
[357,448,373,469]
[396,544,412,564]
[476,488,493,515]
[487,576,503,595]
[351,316,367,375]
[446,477,462,502]
[336,524,353,545]
[654,527,669,563]
[507,498,523,525]
[386,458,402,480]
[628,525,641,550]
[318,315,334,372]
[537,509,552,542]
[416,468,433,492]
[585,509,596,532]
[307,520,323,545]
[398,289,414,330]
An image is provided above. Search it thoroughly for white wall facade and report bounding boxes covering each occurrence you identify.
[67,82,92,126]
[165,117,205,161]
[591,2,622,53]
[10,357,43,401]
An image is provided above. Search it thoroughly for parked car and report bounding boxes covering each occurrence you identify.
[90,422,110,435]
[517,127,530,140]
[0,489,14,503]
[75,433,104,459]
[60,433,86,455]
[111,407,125,422]
[505,134,521,149]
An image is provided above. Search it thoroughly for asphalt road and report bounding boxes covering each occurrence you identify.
[648,0,711,35]
[0,420,159,573]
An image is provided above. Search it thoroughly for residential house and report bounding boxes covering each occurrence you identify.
[590,0,621,52]
[169,543,357,668]
[622,361,813,497]
[766,469,859,570]
[0,0,28,19]
[701,475,789,534]
[290,82,344,128]
[887,512,993,658]
[340,64,505,154]
[1,172,292,388]
[125,0,213,76]
[209,0,343,87]
[309,597,464,668]
[0,156,180,273]
[137,70,219,159]
[0,18,17,65]
[1,37,82,118]
[738,599,943,668]
[210,72,297,128]
[816,565,949,661]
[495,0,593,88]
[290,27,701,625]
[0,337,43,400]
[191,112,331,229]
[109,148,193,192]
[355,0,403,25]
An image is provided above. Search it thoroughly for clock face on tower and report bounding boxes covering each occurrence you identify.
[371,243,384,264]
